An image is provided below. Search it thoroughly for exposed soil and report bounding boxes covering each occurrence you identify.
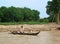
[0,23,60,32]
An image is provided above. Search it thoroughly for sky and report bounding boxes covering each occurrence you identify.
[0,0,51,18]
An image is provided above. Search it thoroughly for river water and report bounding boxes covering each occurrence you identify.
[0,31,60,44]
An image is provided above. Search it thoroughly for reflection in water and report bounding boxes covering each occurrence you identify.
[0,31,60,44]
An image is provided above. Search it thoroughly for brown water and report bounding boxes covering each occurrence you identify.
[0,31,60,44]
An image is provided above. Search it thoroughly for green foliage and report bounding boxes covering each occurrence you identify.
[40,18,49,22]
[0,6,40,22]
[46,0,60,23]
[0,22,48,25]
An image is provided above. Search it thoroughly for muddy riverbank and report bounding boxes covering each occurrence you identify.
[0,23,60,32]
[0,23,60,44]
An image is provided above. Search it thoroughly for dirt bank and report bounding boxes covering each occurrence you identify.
[0,23,60,32]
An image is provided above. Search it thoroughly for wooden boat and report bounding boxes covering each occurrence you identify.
[11,25,40,35]
[11,31,40,35]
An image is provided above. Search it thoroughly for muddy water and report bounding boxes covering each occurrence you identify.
[0,31,60,44]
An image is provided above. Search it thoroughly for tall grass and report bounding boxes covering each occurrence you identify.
[0,22,48,25]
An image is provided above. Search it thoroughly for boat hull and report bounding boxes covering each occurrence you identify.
[11,31,40,35]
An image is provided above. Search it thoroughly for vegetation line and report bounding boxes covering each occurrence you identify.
[0,22,48,25]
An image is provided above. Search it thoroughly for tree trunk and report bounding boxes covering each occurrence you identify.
[52,14,55,22]
[57,14,60,24]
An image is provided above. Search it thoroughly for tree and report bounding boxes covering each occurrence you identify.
[32,10,40,21]
[46,0,60,24]
[23,7,40,21]
[0,6,8,22]
[40,18,48,22]
[0,6,40,22]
